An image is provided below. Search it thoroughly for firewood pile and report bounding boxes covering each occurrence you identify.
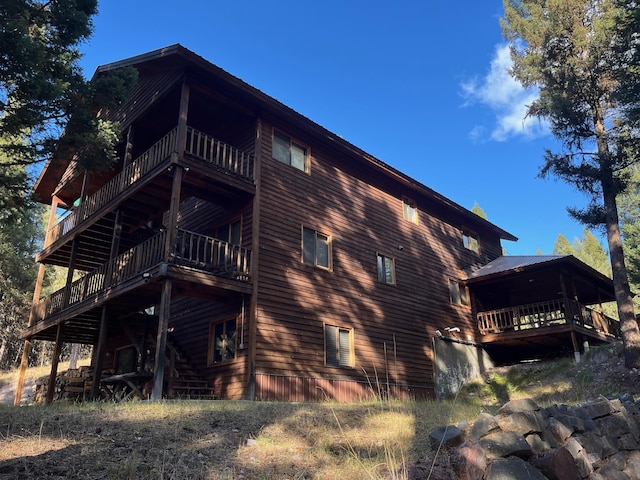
[33,366,100,403]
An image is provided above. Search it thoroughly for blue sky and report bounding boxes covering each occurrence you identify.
[79,0,596,256]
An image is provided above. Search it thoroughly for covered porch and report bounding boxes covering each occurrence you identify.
[466,255,619,363]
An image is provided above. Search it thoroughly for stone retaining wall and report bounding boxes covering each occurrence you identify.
[430,396,640,479]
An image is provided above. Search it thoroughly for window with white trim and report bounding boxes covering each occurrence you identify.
[325,324,354,368]
[273,131,308,172]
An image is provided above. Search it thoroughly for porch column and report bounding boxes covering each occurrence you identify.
[151,160,183,400]
[558,272,574,322]
[151,278,172,400]
[14,195,61,405]
[571,331,581,363]
[90,305,110,400]
[45,323,65,403]
[14,263,47,405]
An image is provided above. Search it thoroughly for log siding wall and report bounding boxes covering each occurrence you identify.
[252,120,503,401]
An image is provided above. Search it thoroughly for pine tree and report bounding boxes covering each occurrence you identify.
[0,1,137,199]
[502,0,640,367]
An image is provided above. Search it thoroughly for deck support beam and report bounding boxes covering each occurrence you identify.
[90,306,110,400]
[571,330,581,363]
[46,323,65,403]
[14,196,60,405]
[151,278,172,400]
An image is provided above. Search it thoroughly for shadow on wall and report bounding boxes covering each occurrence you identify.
[433,336,494,400]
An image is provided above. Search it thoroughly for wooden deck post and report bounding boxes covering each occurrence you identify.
[571,330,581,363]
[14,196,60,405]
[90,305,110,400]
[45,323,65,403]
[151,278,172,400]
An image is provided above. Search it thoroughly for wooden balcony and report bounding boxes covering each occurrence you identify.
[28,229,251,331]
[174,229,251,282]
[46,128,179,248]
[477,299,620,338]
[43,127,254,251]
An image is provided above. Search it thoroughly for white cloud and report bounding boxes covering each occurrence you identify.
[461,43,548,142]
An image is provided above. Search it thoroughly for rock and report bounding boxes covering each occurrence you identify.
[452,441,486,480]
[530,447,579,480]
[527,433,553,453]
[564,437,593,478]
[544,417,573,446]
[479,430,532,459]
[469,412,499,440]
[623,450,640,480]
[485,457,547,480]
[577,400,614,420]
[554,414,585,433]
[497,398,540,415]
[499,411,546,436]
[429,425,463,449]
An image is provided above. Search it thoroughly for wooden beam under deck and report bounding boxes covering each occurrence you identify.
[480,322,616,350]
[23,263,252,344]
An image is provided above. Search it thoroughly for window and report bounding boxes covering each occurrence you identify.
[449,279,470,307]
[377,253,395,285]
[218,219,241,245]
[115,346,137,374]
[302,227,331,269]
[402,197,418,224]
[325,324,353,368]
[463,231,479,253]
[273,131,308,172]
[209,318,237,364]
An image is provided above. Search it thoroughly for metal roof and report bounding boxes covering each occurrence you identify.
[466,255,570,279]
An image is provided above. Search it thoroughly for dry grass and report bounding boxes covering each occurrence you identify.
[0,399,483,479]
[0,345,638,479]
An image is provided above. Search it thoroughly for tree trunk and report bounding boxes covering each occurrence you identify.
[602,182,640,368]
[595,109,640,368]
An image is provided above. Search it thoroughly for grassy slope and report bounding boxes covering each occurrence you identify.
[0,344,638,479]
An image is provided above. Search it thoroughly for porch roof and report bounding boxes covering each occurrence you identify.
[464,255,616,306]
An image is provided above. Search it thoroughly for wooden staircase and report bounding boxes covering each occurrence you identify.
[165,339,217,400]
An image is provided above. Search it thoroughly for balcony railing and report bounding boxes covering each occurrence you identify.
[477,299,620,337]
[185,127,254,180]
[44,127,255,250]
[174,229,251,282]
[30,229,251,326]
[46,128,179,246]
[31,231,167,325]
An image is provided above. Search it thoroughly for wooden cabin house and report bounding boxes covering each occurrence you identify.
[16,45,619,403]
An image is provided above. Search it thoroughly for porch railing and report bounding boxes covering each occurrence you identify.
[44,127,255,249]
[31,231,167,325]
[477,299,620,337]
[185,127,254,180]
[30,228,251,326]
[174,228,251,282]
[46,128,179,246]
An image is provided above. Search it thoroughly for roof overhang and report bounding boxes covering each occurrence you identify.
[465,255,616,305]
[34,44,518,242]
